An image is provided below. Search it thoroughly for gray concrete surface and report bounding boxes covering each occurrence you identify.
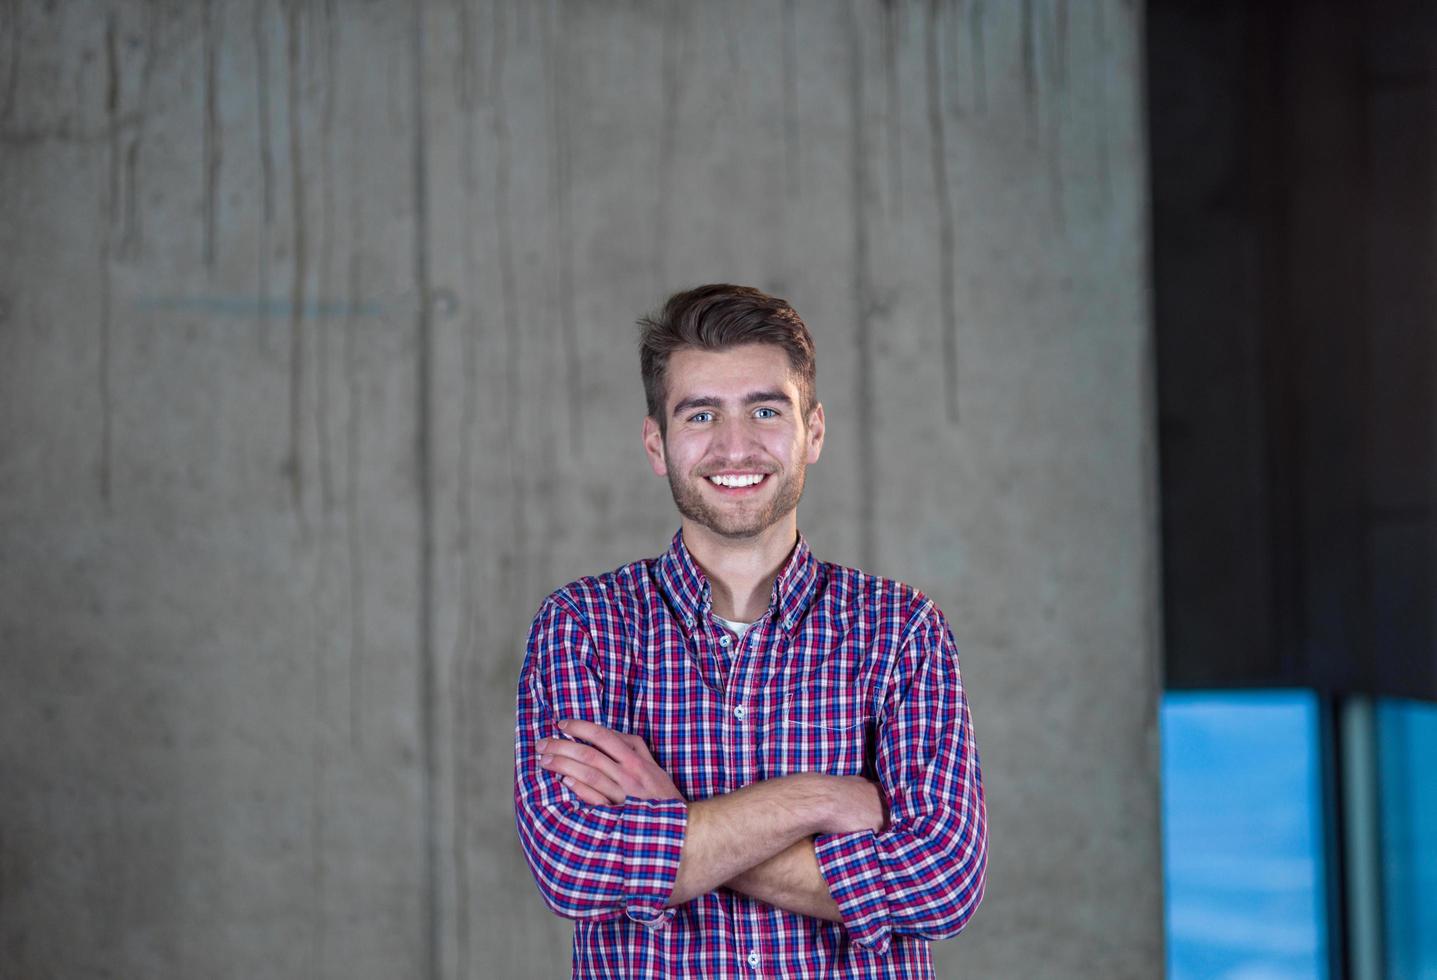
[0,1,1161,977]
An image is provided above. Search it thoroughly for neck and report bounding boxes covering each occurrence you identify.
[680,517,798,622]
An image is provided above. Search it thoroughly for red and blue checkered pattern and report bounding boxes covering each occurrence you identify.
[514,531,987,979]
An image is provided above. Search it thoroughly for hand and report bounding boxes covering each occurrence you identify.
[820,775,888,835]
[537,719,684,806]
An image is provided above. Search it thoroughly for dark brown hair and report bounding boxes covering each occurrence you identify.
[638,284,817,431]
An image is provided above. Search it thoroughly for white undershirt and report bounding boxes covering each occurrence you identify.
[714,616,753,640]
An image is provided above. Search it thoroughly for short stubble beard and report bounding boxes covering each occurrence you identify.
[666,454,808,540]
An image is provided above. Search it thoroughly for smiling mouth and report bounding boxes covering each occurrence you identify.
[707,473,769,489]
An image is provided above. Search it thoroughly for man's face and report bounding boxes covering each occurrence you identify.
[643,343,825,541]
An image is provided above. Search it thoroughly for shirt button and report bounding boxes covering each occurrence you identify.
[747,949,760,968]
[733,705,747,720]
[685,615,695,627]
[783,616,795,630]
[719,634,731,647]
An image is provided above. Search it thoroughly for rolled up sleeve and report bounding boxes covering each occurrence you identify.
[513,598,689,926]
[813,607,988,952]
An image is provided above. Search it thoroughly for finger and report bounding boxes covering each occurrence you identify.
[540,753,627,803]
[562,777,611,807]
[546,759,626,805]
[542,738,628,785]
[558,719,639,762]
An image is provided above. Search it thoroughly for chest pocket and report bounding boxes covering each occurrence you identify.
[761,681,871,778]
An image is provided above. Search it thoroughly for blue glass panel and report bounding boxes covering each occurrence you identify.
[1162,691,1329,980]
[1376,698,1437,980]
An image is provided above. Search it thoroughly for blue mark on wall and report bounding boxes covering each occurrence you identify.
[1162,690,1330,980]
[1377,698,1437,980]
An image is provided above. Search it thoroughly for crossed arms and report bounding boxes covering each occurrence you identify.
[536,718,882,919]
[512,597,988,951]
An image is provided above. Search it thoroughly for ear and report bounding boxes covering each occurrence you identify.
[643,416,669,476]
[805,403,826,464]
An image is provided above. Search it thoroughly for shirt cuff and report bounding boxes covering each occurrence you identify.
[619,796,689,929]
[814,830,891,952]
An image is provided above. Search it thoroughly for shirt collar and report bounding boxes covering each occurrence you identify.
[657,528,819,633]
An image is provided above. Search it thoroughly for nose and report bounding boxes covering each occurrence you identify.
[711,416,759,461]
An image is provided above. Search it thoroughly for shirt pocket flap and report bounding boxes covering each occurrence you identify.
[779,684,869,732]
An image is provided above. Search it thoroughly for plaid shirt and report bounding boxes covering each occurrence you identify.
[513,531,987,979]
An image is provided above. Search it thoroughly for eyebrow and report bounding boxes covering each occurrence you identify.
[671,389,795,417]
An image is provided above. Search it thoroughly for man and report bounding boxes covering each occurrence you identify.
[513,284,987,978]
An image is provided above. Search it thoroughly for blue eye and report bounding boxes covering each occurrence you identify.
[754,407,778,419]
[689,411,714,423]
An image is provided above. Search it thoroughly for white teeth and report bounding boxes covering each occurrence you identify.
[708,473,765,488]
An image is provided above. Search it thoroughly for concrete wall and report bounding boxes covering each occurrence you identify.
[0,1,1160,977]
